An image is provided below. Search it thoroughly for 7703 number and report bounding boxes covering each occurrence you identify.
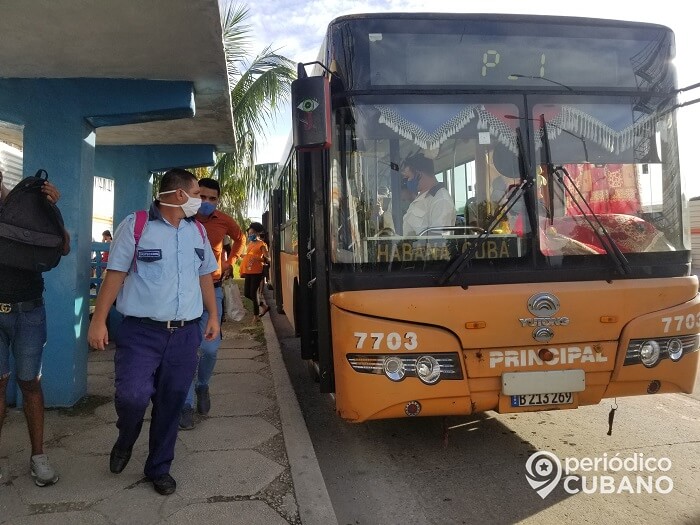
[354,331,418,351]
[661,314,700,333]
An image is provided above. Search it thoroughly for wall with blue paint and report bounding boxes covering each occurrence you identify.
[0,78,203,406]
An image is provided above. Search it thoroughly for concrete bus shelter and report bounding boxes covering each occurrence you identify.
[0,0,235,406]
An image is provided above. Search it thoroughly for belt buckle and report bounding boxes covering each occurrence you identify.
[0,303,11,314]
[166,320,185,330]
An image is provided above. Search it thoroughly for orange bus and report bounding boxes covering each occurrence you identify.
[269,13,700,422]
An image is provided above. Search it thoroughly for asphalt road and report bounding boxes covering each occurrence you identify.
[270,298,700,525]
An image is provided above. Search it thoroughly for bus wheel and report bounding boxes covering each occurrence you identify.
[307,359,320,383]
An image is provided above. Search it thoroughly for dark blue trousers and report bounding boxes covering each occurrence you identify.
[113,317,200,479]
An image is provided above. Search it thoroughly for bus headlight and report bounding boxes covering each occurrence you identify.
[415,356,441,384]
[624,334,699,367]
[347,352,463,384]
[667,338,683,361]
[639,340,661,367]
[383,356,406,381]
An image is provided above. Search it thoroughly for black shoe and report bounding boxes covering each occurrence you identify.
[196,385,211,415]
[109,444,132,474]
[151,473,176,495]
[179,405,195,430]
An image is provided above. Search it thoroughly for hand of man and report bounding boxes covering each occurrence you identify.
[87,321,109,350]
[203,316,220,341]
[42,181,61,203]
[221,264,234,280]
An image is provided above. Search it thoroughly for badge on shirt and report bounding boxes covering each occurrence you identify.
[194,248,205,261]
[137,249,162,262]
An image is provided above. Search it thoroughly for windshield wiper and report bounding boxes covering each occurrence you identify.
[539,114,630,277]
[508,73,574,92]
[439,127,533,285]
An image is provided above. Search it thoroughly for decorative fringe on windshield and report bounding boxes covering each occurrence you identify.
[376,104,658,157]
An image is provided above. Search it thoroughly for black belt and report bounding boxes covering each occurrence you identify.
[0,297,44,314]
[213,280,223,288]
[128,316,199,330]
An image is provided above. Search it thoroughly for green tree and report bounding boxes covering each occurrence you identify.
[213,2,295,226]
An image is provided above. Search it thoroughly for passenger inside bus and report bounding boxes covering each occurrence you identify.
[400,152,456,236]
[379,183,416,233]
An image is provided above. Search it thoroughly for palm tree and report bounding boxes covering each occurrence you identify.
[213,2,296,225]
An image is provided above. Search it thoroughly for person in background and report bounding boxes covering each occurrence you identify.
[102,229,112,243]
[240,222,270,321]
[400,152,456,236]
[87,168,219,496]
[372,186,391,230]
[259,211,270,298]
[381,183,417,232]
[180,178,244,430]
[220,235,232,324]
[0,170,70,487]
[100,230,112,264]
[257,227,270,310]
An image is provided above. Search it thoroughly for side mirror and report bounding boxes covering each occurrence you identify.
[291,76,331,151]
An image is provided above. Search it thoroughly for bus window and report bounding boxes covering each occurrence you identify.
[329,100,532,265]
[533,103,681,257]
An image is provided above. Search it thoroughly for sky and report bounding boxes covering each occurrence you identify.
[240,0,700,202]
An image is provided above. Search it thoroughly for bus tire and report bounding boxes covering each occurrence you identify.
[307,359,320,383]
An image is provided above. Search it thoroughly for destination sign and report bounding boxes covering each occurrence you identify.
[368,235,524,263]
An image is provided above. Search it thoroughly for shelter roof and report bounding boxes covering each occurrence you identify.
[0,0,234,152]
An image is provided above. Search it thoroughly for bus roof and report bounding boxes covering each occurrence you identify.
[327,12,673,35]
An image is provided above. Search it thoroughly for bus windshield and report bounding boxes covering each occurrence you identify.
[329,97,683,267]
[533,101,682,259]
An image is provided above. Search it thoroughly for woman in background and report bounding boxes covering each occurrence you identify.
[240,222,270,321]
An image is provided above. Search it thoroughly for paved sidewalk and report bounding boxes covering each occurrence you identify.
[0,314,337,525]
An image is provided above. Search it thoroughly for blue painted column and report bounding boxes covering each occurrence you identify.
[0,78,195,406]
[23,119,96,406]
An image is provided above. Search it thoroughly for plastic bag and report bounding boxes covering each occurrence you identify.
[222,278,246,322]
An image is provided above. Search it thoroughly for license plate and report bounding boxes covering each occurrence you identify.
[511,392,573,407]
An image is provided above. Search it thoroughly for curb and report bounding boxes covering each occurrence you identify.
[261,313,339,525]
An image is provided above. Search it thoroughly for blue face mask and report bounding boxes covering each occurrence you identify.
[404,173,420,195]
[199,201,216,216]
[248,234,257,242]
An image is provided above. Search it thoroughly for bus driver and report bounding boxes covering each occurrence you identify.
[400,152,456,236]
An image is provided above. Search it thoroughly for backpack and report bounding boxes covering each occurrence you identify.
[0,169,66,272]
[130,209,206,272]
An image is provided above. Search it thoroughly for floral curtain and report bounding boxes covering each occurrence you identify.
[563,163,641,215]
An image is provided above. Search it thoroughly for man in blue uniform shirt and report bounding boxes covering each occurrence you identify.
[87,168,219,496]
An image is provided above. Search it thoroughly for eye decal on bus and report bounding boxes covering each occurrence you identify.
[297,98,319,112]
[354,331,418,351]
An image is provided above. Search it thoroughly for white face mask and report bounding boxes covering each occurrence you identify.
[158,189,202,218]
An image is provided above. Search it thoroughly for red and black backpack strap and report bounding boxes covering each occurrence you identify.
[131,210,148,273]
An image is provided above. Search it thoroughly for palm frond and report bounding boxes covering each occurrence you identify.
[220,2,252,83]
[214,2,296,217]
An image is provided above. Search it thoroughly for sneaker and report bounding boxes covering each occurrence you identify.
[195,385,211,415]
[30,454,59,487]
[179,405,195,430]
